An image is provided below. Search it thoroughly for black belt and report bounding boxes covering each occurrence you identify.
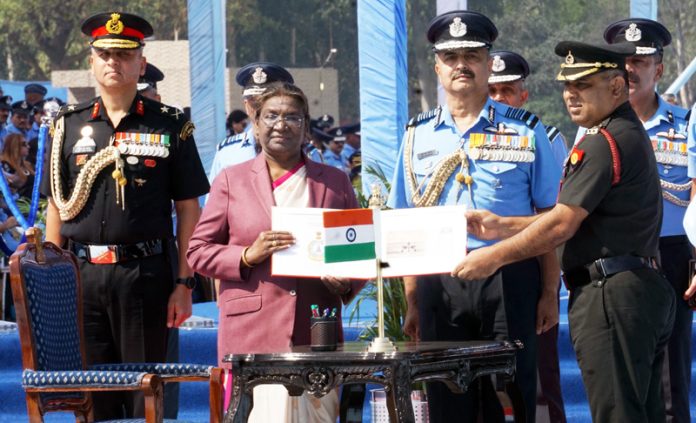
[564,255,658,290]
[659,235,689,247]
[71,239,164,264]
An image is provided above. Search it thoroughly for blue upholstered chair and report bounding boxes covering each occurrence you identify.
[10,228,223,423]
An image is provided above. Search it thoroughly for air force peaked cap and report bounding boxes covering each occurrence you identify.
[235,62,294,97]
[488,51,530,83]
[24,83,47,96]
[555,41,636,81]
[604,18,671,56]
[427,11,497,51]
[11,100,32,115]
[138,63,164,91]
[0,95,12,110]
[81,12,153,49]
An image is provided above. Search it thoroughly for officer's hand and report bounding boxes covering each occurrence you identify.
[451,247,500,280]
[466,210,504,240]
[535,291,559,334]
[244,230,295,266]
[321,275,352,296]
[167,285,192,328]
[403,304,420,342]
[683,274,696,304]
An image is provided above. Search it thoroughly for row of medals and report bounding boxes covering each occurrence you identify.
[654,151,687,167]
[468,147,535,163]
[74,126,170,159]
[116,141,170,158]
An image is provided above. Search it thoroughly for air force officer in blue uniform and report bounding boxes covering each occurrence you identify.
[388,11,561,423]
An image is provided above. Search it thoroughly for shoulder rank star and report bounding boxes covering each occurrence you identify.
[160,105,170,114]
[484,122,518,135]
[569,147,585,166]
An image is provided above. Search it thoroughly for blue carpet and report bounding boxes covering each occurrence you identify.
[1,292,695,422]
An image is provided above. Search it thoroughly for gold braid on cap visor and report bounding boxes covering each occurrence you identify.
[556,61,619,81]
[91,39,142,49]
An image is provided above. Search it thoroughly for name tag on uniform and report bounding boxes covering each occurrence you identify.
[417,149,438,160]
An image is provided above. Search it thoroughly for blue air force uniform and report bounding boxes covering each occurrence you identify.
[207,62,294,182]
[646,95,694,422]
[388,99,560,243]
[387,10,562,422]
[388,99,561,423]
[689,104,696,178]
[546,125,569,167]
[647,95,691,235]
[323,149,348,173]
[208,124,256,183]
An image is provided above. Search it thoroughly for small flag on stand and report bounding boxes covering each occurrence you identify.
[323,209,376,263]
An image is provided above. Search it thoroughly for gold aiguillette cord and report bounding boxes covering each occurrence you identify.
[109,136,127,210]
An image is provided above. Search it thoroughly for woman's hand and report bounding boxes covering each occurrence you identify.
[321,275,352,296]
[243,230,295,266]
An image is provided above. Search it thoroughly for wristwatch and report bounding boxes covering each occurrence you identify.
[176,276,197,290]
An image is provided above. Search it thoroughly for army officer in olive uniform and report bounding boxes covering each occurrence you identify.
[453,41,675,422]
[41,12,209,420]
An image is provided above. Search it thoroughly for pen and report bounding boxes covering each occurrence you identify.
[311,304,319,318]
[323,308,330,317]
[330,308,337,317]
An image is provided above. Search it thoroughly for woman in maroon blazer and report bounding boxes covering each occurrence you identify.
[187,82,363,421]
[188,82,361,421]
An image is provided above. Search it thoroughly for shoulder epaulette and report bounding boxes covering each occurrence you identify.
[407,106,441,128]
[56,99,94,119]
[217,132,245,151]
[667,103,690,122]
[545,125,560,141]
[141,97,186,122]
[504,106,539,129]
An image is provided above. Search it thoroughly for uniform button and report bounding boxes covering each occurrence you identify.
[289,289,297,296]
[492,165,499,172]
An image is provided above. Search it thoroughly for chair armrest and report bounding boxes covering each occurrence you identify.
[22,369,152,391]
[23,370,164,422]
[90,363,213,381]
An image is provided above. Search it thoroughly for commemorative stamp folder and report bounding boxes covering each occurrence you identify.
[271,206,467,279]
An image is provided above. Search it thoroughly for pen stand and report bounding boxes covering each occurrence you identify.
[310,316,338,351]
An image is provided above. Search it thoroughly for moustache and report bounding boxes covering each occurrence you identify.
[452,69,475,80]
[628,74,640,84]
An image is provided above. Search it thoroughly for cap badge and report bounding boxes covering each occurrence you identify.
[449,17,467,38]
[21,101,28,109]
[565,51,575,65]
[105,13,124,35]
[492,55,506,72]
[252,67,268,84]
[625,23,641,42]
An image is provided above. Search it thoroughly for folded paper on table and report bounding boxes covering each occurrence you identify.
[271,206,467,279]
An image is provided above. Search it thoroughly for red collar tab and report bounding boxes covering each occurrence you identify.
[91,102,100,119]
[136,100,145,116]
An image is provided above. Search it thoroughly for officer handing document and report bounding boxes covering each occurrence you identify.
[453,41,675,422]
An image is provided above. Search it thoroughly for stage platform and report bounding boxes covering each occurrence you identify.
[0,287,694,422]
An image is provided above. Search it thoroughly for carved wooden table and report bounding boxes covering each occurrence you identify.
[223,340,522,423]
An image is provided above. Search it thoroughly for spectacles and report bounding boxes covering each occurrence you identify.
[261,113,304,129]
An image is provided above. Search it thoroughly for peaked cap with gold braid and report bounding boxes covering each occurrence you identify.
[81,12,153,50]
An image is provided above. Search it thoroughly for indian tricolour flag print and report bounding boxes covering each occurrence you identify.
[323,209,376,263]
